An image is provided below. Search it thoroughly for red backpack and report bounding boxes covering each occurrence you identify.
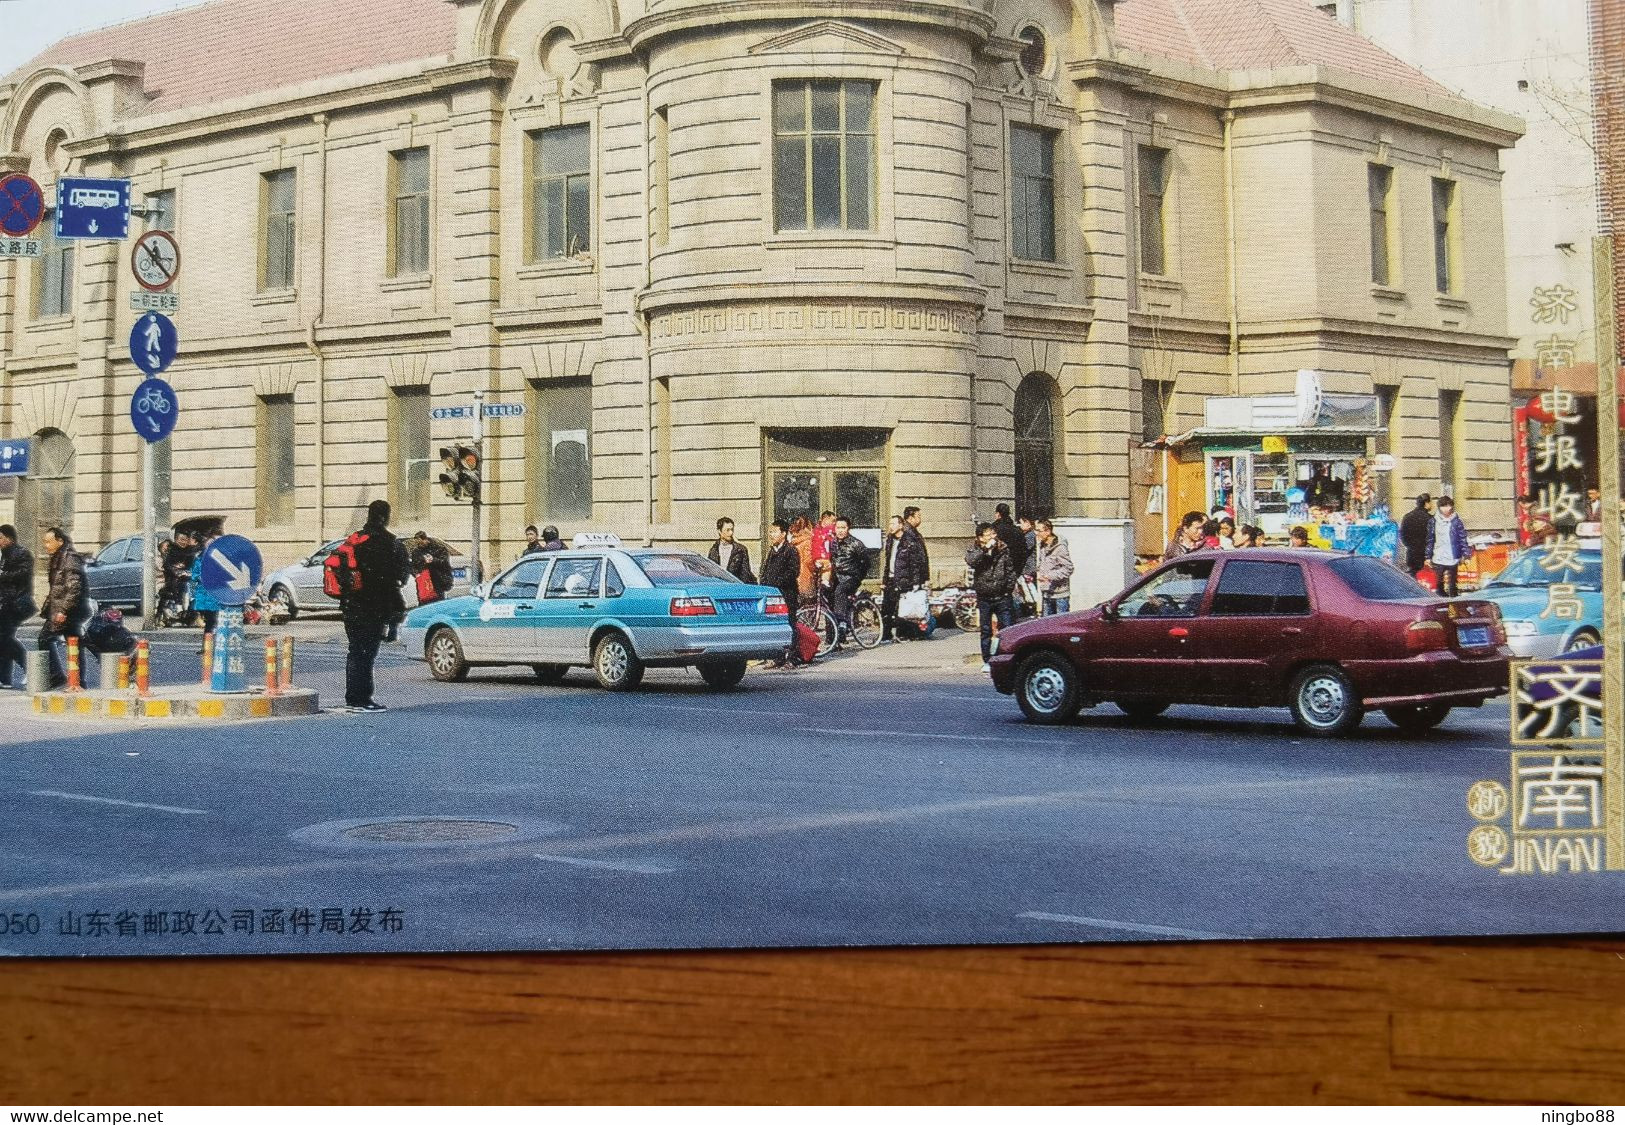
[322,532,369,598]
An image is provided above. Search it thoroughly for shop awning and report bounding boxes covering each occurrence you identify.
[1163,425,1389,448]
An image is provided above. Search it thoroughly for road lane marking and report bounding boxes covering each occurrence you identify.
[1018,911,1237,941]
[26,790,207,815]
[534,854,676,874]
[799,726,1007,743]
[649,704,805,717]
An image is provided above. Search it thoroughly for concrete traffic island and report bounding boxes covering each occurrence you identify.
[29,684,320,722]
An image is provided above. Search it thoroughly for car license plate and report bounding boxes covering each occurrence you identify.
[718,598,760,614]
[1458,624,1491,647]
[453,568,468,579]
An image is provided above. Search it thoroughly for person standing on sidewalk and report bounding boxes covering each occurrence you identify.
[189,532,221,651]
[902,506,929,585]
[881,513,930,642]
[1034,519,1074,616]
[341,500,408,713]
[708,517,756,584]
[1425,496,1472,598]
[0,525,35,689]
[38,527,95,690]
[1399,494,1432,577]
[758,519,802,667]
[966,522,1016,672]
[408,531,454,606]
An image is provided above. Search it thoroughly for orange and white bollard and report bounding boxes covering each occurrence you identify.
[136,639,151,697]
[200,632,214,684]
[117,653,131,691]
[279,636,294,692]
[65,635,81,693]
[264,637,279,696]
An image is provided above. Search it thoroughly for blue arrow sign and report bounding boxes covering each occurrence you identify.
[55,178,132,240]
[0,438,30,477]
[129,378,178,444]
[199,534,263,607]
[129,312,178,375]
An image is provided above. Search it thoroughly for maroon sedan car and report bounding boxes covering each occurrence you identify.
[987,549,1510,736]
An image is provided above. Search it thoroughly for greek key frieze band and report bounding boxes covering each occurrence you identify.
[650,301,979,347]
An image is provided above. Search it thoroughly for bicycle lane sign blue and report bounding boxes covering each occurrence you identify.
[130,377,178,443]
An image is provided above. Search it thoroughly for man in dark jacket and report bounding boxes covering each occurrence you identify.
[828,515,871,635]
[408,531,454,605]
[38,526,94,690]
[966,522,1016,670]
[880,514,930,642]
[1398,493,1433,576]
[902,505,930,583]
[758,519,802,666]
[340,500,408,713]
[708,517,756,584]
[991,503,1027,575]
[0,524,35,689]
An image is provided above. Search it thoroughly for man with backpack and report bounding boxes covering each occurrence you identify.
[328,500,408,713]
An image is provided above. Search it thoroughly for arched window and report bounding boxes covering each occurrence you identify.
[1014,374,1059,519]
[16,429,75,557]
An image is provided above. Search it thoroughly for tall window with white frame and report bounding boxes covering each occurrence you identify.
[1431,177,1459,295]
[262,168,296,290]
[1137,146,1169,276]
[35,223,73,319]
[144,189,176,234]
[1010,124,1056,262]
[391,148,430,277]
[1368,164,1394,286]
[390,387,432,526]
[257,394,296,526]
[530,124,591,261]
[772,79,876,232]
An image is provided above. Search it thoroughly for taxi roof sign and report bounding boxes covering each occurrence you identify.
[572,532,622,549]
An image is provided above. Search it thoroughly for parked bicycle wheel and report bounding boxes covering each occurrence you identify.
[850,597,883,649]
[795,603,837,658]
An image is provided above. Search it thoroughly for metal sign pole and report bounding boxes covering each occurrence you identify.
[1595,235,1623,869]
[141,441,156,626]
[471,389,485,588]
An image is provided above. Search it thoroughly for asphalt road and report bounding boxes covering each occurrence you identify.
[1,627,1618,958]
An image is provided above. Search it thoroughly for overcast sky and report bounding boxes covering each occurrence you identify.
[0,0,206,75]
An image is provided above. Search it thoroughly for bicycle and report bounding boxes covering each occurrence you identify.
[794,581,882,656]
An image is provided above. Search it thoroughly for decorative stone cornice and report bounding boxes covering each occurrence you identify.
[625,1,996,54]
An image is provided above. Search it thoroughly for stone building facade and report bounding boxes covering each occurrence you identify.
[0,0,1521,574]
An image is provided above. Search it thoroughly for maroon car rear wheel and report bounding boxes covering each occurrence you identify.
[1015,652,1082,725]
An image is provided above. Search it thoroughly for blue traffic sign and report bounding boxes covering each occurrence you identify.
[0,438,30,477]
[199,534,263,608]
[129,378,178,444]
[129,312,178,375]
[0,175,44,238]
[55,178,131,240]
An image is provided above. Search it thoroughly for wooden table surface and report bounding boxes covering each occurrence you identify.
[5,938,1624,1104]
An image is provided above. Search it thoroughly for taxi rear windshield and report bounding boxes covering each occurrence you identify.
[636,553,739,587]
[1328,555,1430,601]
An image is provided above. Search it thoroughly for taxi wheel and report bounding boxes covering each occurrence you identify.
[593,631,645,691]
[1288,664,1364,737]
[426,628,468,682]
[532,663,569,685]
[1382,703,1451,733]
[698,659,748,690]
[1015,651,1081,725]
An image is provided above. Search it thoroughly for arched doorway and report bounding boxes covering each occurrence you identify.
[1014,373,1060,518]
[15,429,75,557]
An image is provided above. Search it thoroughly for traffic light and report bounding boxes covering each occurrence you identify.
[437,444,480,501]
[438,447,461,499]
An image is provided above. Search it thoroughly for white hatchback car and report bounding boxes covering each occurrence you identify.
[258,539,471,619]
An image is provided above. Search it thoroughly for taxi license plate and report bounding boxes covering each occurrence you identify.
[1458,624,1491,647]
[718,598,760,614]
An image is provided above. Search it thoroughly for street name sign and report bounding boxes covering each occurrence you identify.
[431,403,527,420]
[0,238,42,258]
[0,173,44,237]
[199,534,263,608]
[0,439,29,477]
[129,311,179,375]
[129,377,178,444]
[131,230,180,291]
[55,178,132,240]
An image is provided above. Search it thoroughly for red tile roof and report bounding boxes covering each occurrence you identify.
[6,0,455,115]
[7,0,1449,119]
[1114,0,1453,97]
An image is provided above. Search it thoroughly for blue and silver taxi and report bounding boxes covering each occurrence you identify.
[1475,547,1607,658]
[401,536,791,690]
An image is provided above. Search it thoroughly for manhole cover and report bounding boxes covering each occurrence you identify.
[290,814,567,851]
[343,818,517,844]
